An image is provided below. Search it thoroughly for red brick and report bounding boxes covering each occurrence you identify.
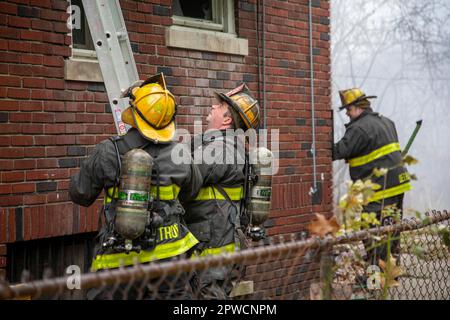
[0,136,11,146]
[48,168,69,179]
[66,102,86,112]
[34,135,56,145]
[20,100,43,111]
[45,78,65,89]
[55,113,75,123]
[21,54,44,65]
[0,184,12,195]
[75,136,95,145]
[20,29,43,41]
[0,100,19,111]
[0,52,21,63]
[26,170,48,181]
[95,114,113,124]
[45,146,66,157]
[0,75,21,87]
[38,206,45,238]
[24,194,46,205]
[0,195,22,207]
[0,26,20,39]
[43,32,64,44]
[46,191,68,203]
[31,19,53,31]
[36,158,58,168]
[85,103,104,113]
[9,112,32,122]
[8,15,31,28]
[12,183,35,194]
[2,171,25,183]
[22,124,44,134]
[8,41,31,53]
[0,39,7,51]
[43,55,64,67]
[23,77,46,88]
[11,136,34,146]
[14,159,37,170]
[32,112,55,123]
[57,180,69,190]
[44,124,65,134]
[0,3,17,15]
[7,88,31,99]
[0,147,24,158]
[25,147,45,158]
[0,210,7,243]
[43,100,65,112]
[85,124,104,134]
[66,124,85,134]
[0,160,14,170]
[55,135,76,145]
[75,114,95,123]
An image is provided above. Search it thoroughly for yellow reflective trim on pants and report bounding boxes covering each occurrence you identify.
[194,187,243,201]
[90,231,199,271]
[349,143,401,167]
[370,182,411,202]
[150,184,180,201]
[191,243,238,258]
[104,184,180,204]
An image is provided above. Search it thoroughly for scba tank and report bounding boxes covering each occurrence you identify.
[248,147,273,231]
[115,149,153,241]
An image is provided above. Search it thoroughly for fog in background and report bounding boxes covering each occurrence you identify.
[331,0,450,214]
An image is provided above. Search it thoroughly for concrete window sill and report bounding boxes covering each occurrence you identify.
[166,25,248,56]
[64,58,103,83]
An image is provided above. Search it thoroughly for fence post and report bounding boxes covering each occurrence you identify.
[320,245,333,300]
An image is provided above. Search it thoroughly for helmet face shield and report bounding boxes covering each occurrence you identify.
[121,73,177,143]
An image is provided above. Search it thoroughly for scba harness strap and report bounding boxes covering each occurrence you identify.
[94,132,199,269]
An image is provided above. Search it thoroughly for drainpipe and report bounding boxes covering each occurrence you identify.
[255,0,267,130]
[262,0,266,130]
[308,0,318,198]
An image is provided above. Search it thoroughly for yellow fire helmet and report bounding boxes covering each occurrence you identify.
[215,83,261,130]
[121,73,176,143]
[339,88,377,111]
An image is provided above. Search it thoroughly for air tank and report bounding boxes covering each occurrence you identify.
[114,149,153,243]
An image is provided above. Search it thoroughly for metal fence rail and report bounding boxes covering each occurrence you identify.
[1,211,449,300]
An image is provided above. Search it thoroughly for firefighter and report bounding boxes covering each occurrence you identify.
[333,88,412,264]
[69,74,203,299]
[181,83,261,299]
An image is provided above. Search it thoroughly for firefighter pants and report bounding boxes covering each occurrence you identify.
[363,194,404,265]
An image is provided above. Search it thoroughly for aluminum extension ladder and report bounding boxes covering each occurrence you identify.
[81,0,139,135]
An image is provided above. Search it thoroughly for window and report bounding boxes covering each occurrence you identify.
[65,0,102,82]
[172,0,235,34]
[167,0,248,55]
[69,0,96,59]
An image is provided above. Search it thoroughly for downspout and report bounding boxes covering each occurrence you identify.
[262,0,266,130]
[255,0,266,130]
[308,0,318,197]
[255,0,261,115]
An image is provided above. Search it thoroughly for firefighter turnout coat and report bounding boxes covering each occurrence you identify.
[182,130,245,281]
[69,128,203,270]
[333,109,411,205]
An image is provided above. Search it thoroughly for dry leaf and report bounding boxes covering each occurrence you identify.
[379,256,403,288]
[308,214,341,237]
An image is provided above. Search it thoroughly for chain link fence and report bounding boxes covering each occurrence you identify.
[0,211,448,300]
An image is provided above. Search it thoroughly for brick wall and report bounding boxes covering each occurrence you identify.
[0,0,331,297]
